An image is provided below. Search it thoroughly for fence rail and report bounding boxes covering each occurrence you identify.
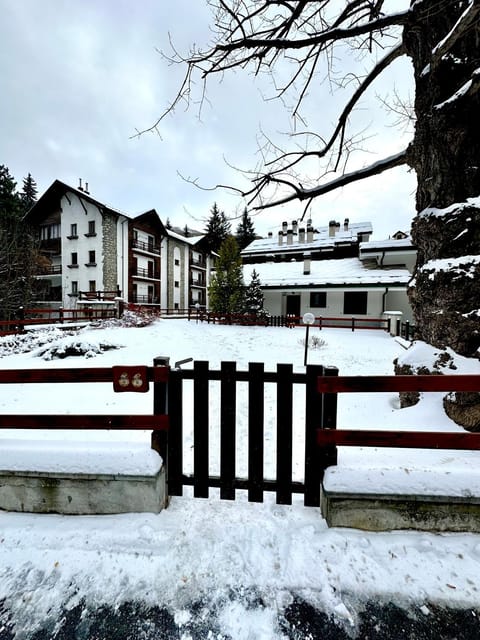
[316,373,480,481]
[0,307,118,335]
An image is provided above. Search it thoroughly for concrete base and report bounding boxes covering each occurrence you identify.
[0,467,166,515]
[321,486,480,532]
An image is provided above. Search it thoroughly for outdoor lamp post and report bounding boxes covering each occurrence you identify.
[195,302,200,324]
[303,312,315,366]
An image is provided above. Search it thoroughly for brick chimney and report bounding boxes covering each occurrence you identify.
[278,231,284,246]
[287,229,293,245]
[329,220,337,237]
[344,217,349,231]
[298,227,305,243]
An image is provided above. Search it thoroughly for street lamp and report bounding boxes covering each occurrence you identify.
[303,312,315,366]
[195,302,200,324]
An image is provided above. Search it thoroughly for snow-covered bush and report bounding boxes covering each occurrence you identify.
[35,337,122,360]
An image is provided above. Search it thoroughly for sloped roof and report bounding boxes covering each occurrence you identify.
[243,257,410,288]
[241,221,372,257]
[25,179,131,223]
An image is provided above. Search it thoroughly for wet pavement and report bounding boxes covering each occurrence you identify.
[1,596,479,639]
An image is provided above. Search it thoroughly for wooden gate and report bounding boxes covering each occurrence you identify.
[157,358,338,507]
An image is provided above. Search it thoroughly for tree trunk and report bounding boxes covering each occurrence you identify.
[404,0,480,358]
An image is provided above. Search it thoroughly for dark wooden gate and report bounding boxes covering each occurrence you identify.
[157,359,338,507]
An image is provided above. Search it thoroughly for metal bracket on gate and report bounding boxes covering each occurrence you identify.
[174,357,193,369]
[112,366,149,393]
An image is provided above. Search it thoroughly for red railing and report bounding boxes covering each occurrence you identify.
[0,365,169,433]
[316,373,480,483]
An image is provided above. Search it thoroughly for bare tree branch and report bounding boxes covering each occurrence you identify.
[248,149,408,209]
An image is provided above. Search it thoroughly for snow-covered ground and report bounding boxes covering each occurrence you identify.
[0,318,479,639]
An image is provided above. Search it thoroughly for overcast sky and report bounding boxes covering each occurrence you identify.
[1,0,416,239]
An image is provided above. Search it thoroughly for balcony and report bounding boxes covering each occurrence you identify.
[190,256,206,269]
[190,277,206,288]
[132,267,160,280]
[131,239,161,255]
[78,290,120,302]
[35,264,62,276]
[131,294,160,304]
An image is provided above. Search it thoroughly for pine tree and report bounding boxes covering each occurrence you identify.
[208,236,245,314]
[204,202,231,253]
[0,164,21,220]
[236,208,256,250]
[0,165,38,320]
[244,269,264,314]
[20,173,38,213]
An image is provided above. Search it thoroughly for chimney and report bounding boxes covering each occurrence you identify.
[278,231,284,246]
[287,229,293,245]
[292,220,298,235]
[329,220,337,237]
[344,217,349,231]
[303,252,311,275]
[78,178,83,192]
[268,231,273,238]
[307,223,314,243]
[85,182,89,194]
[298,227,305,243]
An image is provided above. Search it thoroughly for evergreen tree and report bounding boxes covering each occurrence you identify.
[0,165,38,320]
[204,202,231,253]
[208,236,245,314]
[244,269,265,315]
[0,164,21,220]
[20,173,38,213]
[236,208,256,250]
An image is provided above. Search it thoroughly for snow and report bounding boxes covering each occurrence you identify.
[0,319,479,638]
[243,257,410,287]
[419,255,480,280]
[419,196,480,218]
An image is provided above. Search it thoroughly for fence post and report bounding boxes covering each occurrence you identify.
[396,318,401,337]
[405,320,410,340]
[351,317,355,332]
[304,363,325,507]
[152,356,170,502]
[319,365,339,477]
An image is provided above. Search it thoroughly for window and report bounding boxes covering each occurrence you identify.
[148,235,154,251]
[69,252,78,267]
[87,250,96,265]
[40,223,60,240]
[69,223,77,238]
[310,292,327,308]
[71,281,78,294]
[174,281,179,288]
[89,280,96,293]
[343,291,368,315]
[86,220,96,236]
[174,259,180,266]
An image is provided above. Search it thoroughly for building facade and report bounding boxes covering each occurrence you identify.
[26,180,212,312]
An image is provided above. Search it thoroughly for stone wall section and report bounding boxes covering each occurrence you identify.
[102,213,118,291]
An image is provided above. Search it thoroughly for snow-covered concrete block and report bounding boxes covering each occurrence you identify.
[0,467,166,515]
[321,467,480,532]
[0,440,166,515]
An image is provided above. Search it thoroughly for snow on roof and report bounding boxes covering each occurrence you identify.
[242,221,372,255]
[360,237,415,251]
[166,228,206,246]
[244,257,410,288]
